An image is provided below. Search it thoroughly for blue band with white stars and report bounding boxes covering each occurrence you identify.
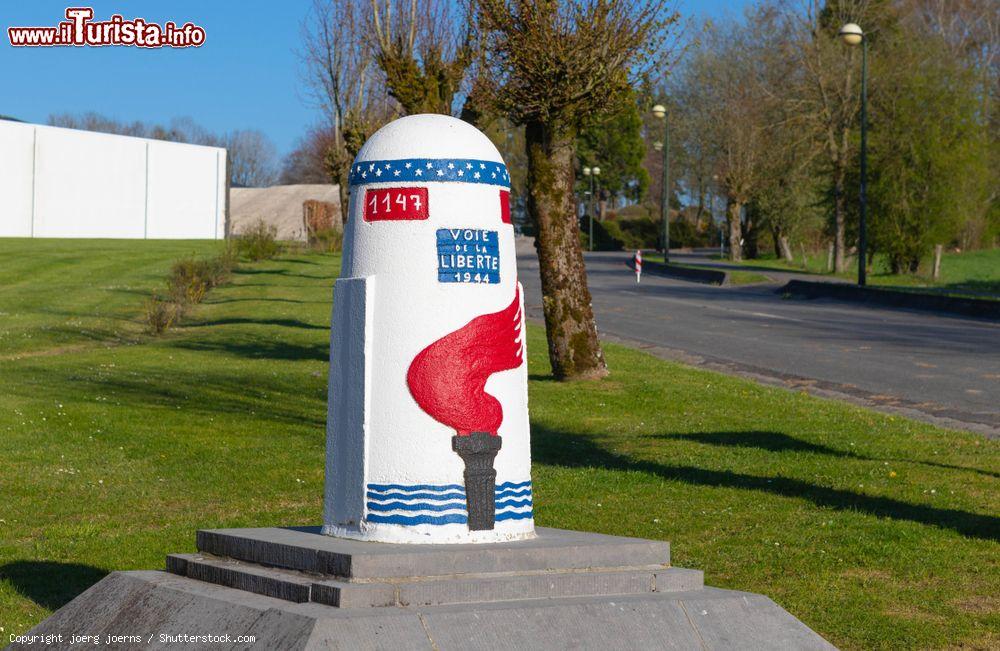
[349,158,510,189]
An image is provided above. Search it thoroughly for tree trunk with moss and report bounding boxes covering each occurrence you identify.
[525,121,608,380]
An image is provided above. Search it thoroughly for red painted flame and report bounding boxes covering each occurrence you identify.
[407,285,524,436]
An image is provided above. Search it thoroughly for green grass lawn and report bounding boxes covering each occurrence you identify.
[724,269,773,285]
[723,248,1000,298]
[0,239,224,358]
[1,239,997,649]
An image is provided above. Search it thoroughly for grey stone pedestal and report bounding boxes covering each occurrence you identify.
[14,527,835,650]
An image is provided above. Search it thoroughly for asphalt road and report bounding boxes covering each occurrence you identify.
[516,246,1000,437]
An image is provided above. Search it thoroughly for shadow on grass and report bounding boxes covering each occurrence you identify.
[220,282,321,289]
[104,286,162,299]
[533,425,1000,542]
[668,430,832,454]
[22,324,140,347]
[663,431,999,480]
[7,361,327,430]
[233,268,336,281]
[0,561,108,611]
[170,338,329,362]
[186,317,327,331]
[278,257,323,266]
[207,297,321,306]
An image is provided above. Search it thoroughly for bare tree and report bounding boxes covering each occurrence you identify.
[900,0,998,90]
[47,112,228,148]
[665,0,995,263]
[781,0,880,272]
[659,92,711,229]
[474,0,678,380]
[280,124,338,185]
[226,130,278,187]
[48,111,276,187]
[300,0,396,210]
[367,0,475,115]
[48,112,147,137]
[166,116,221,147]
[899,0,999,247]
[678,19,771,261]
[751,4,824,262]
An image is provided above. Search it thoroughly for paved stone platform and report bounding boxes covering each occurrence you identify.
[13,527,836,650]
[166,526,697,609]
[195,526,675,579]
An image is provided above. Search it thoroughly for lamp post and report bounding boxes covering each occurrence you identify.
[582,166,600,251]
[592,167,601,251]
[839,22,868,287]
[652,104,669,264]
[582,167,592,250]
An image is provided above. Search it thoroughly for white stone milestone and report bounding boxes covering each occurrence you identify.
[323,114,534,544]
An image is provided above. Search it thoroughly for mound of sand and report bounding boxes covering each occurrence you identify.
[229,184,341,241]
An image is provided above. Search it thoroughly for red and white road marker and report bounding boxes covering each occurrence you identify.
[634,249,642,283]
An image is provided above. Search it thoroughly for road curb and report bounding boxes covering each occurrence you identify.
[641,260,728,286]
[592,329,999,439]
[779,280,1000,321]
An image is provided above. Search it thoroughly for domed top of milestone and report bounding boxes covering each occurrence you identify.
[354,114,504,167]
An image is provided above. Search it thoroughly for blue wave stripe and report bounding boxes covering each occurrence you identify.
[349,158,511,189]
[495,497,533,508]
[368,481,529,492]
[495,488,531,499]
[368,490,529,500]
[496,510,534,522]
[367,512,468,526]
[367,491,466,501]
[368,483,465,493]
[496,504,532,513]
[366,497,529,510]
[366,501,467,513]
[496,480,532,490]
[363,482,533,526]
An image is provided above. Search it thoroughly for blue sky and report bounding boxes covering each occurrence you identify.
[0,1,749,157]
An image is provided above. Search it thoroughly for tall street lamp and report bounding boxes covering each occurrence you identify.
[582,166,591,250]
[652,104,670,264]
[583,165,601,251]
[839,22,868,286]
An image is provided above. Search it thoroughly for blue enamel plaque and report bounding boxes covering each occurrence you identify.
[437,228,500,284]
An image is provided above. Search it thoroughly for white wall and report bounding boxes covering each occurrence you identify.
[147,139,226,239]
[0,121,35,237]
[0,120,226,239]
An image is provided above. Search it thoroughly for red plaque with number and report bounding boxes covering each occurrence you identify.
[364,187,429,222]
[499,190,511,224]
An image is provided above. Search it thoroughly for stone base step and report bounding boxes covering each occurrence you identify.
[195,526,671,580]
[166,553,703,609]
